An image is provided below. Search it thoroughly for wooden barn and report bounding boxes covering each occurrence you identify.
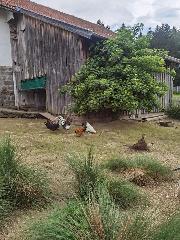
[0,0,178,118]
[0,0,113,114]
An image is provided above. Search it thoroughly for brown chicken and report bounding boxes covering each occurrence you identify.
[75,123,86,137]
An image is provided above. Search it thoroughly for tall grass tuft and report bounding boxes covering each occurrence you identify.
[26,184,154,240]
[67,147,104,199]
[0,136,50,225]
[26,184,121,240]
[67,149,146,208]
[104,157,133,172]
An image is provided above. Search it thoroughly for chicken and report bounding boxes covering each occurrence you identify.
[56,116,72,130]
[84,122,96,134]
[75,124,86,137]
[44,119,59,131]
[75,122,96,137]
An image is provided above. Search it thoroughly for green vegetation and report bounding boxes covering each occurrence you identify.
[67,148,104,199]
[104,155,173,182]
[67,149,146,208]
[108,179,147,208]
[26,184,121,240]
[61,27,169,115]
[152,213,180,240]
[25,184,151,240]
[166,103,180,120]
[0,136,49,225]
[26,182,180,240]
[0,119,179,239]
[148,23,180,86]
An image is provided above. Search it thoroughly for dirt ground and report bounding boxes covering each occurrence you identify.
[0,118,179,239]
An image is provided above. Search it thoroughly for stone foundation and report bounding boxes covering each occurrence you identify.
[0,66,15,108]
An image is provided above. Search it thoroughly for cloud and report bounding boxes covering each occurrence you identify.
[34,0,180,29]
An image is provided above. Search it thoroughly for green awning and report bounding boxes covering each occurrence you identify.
[21,76,46,91]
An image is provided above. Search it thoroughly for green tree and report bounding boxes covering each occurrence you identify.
[97,19,111,30]
[149,24,180,86]
[149,24,180,58]
[61,28,169,115]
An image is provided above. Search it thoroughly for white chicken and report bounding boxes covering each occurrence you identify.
[84,122,96,134]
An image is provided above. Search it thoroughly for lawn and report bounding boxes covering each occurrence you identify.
[173,93,180,104]
[0,118,179,239]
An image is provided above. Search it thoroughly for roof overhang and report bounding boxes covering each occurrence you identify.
[16,7,98,40]
[0,3,107,41]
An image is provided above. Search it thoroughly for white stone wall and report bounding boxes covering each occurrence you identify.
[0,9,12,66]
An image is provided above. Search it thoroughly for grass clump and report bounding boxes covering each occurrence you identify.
[105,155,173,183]
[166,103,180,119]
[135,156,173,182]
[67,149,146,208]
[26,184,121,240]
[0,136,49,224]
[67,147,104,200]
[104,157,133,172]
[25,184,152,240]
[152,213,180,240]
[108,179,147,209]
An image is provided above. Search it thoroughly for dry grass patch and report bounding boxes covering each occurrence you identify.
[0,118,179,239]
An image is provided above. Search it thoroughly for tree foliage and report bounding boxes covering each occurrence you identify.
[97,19,111,30]
[148,24,180,86]
[149,24,180,58]
[61,28,170,115]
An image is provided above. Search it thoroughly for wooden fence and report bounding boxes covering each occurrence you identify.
[123,72,174,119]
[174,86,180,93]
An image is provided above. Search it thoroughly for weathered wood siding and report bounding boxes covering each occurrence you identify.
[155,72,173,110]
[9,14,88,114]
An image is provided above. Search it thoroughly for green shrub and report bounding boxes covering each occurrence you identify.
[0,136,49,224]
[67,148,104,199]
[105,155,173,182]
[60,28,168,115]
[152,214,180,240]
[108,179,147,209]
[166,103,180,119]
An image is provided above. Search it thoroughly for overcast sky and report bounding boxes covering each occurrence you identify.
[34,0,180,30]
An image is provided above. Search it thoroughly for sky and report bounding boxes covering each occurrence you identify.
[34,0,180,30]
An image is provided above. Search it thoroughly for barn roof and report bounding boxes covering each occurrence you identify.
[0,0,114,39]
